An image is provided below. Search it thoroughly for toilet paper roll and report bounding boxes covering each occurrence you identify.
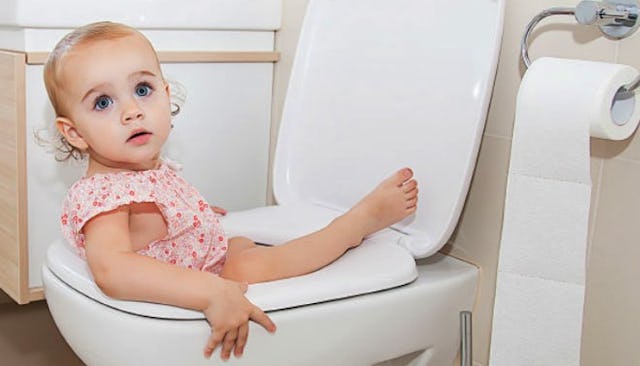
[509,57,640,187]
[490,57,640,366]
[520,57,640,141]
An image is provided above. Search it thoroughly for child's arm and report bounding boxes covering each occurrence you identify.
[82,205,275,360]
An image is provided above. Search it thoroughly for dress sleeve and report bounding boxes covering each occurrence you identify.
[60,173,157,256]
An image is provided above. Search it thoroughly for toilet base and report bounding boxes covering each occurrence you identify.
[43,253,477,366]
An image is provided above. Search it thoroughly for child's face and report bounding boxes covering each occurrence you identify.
[55,33,172,171]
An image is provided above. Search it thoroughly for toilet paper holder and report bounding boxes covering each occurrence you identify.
[521,0,640,94]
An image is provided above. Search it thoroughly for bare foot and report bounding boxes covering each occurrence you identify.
[344,168,418,247]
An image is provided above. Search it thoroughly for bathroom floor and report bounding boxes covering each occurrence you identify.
[0,300,83,365]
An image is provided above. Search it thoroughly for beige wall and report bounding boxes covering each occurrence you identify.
[273,1,640,365]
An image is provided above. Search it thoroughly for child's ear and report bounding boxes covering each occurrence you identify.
[55,117,88,150]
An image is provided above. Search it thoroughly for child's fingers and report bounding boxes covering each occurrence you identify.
[203,330,224,359]
[220,328,238,360]
[234,323,249,357]
[250,306,277,333]
[211,206,227,215]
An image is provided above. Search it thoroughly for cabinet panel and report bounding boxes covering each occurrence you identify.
[161,63,273,210]
[25,65,85,292]
[0,50,28,304]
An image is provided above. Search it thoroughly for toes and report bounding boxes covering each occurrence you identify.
[404,184,419,200]
[402,179,417,193]
[406,196,418,209]
[389,168,414,187]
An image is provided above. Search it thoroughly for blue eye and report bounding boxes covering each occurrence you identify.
[94,95,113,111]
[136,83,152,97]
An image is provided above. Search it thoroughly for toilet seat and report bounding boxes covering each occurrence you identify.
[46,204,418,320]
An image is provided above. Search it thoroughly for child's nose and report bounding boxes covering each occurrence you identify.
[121,100,144,124]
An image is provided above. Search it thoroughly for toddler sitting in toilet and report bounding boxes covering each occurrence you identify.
[43,21,418,361]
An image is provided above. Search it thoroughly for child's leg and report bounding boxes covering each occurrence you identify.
[220,168,418,284]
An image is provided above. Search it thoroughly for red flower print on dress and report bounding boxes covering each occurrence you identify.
[59,160,228,274]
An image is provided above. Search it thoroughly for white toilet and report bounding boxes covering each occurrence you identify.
[42,0,505,365]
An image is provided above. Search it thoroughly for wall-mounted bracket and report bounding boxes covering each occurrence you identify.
[521,1,639,68]
[575,0,639,38]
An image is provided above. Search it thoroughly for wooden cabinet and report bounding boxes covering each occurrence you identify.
[0,51,29,303]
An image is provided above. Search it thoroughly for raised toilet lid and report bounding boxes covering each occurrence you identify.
[272,0,504,258]
[45,204,417,320]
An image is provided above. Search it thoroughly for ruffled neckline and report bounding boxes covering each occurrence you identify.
[80,158,180,181]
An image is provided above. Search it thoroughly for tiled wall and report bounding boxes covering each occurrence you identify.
[273,1,640,365]
[455,0,640,364]
[459,1,640,365]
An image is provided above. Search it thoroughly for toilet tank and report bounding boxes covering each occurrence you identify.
[273,0,505,258]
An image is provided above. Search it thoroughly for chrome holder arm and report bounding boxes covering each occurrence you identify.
[521,7,576,69]
[521,1,640,92]
[623,75,640,93]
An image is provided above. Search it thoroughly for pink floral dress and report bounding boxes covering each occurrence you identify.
[60,160,228,274]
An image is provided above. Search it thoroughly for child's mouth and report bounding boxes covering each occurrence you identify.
[127,131,152,144]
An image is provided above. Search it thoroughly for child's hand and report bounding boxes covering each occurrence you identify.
[203,279,276,360]
[210,206,227,216]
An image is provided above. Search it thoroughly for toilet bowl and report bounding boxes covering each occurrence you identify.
[43,222,478,366]
[42,0,505,365]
